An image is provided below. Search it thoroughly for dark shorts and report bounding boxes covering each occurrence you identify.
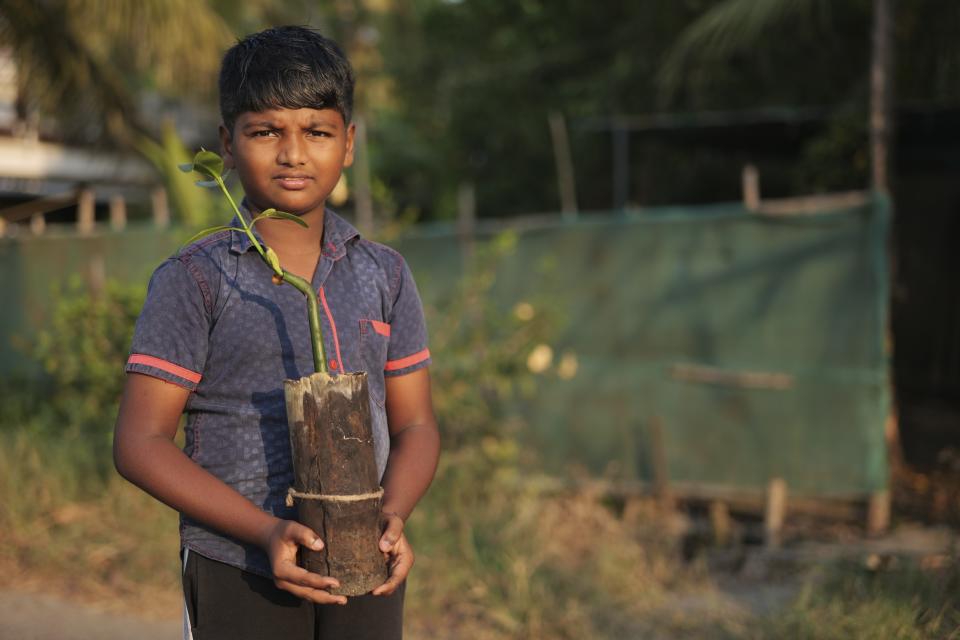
[182,550,405,640]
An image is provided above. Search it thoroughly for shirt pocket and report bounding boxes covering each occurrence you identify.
[358,319,390,407]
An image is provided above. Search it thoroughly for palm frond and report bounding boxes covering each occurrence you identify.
[657,0,828,106]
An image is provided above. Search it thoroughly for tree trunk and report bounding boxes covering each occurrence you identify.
[284,371,388,596]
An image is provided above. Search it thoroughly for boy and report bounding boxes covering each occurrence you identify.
[113,26,439,640]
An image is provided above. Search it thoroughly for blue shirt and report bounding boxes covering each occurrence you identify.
[125,208,431,577]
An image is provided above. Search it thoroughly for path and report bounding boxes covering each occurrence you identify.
[0,590,180,640]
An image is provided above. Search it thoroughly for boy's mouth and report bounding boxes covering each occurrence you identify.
[274,174,313,190]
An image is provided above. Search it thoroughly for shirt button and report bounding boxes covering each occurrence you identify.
[329,359,339,370]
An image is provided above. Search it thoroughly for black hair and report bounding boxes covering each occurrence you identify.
[219,26,354,132]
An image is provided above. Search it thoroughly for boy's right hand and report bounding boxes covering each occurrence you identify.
[262,518,348,605]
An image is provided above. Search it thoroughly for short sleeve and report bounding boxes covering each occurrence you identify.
[125,258,211,390]
[384,257,431,377]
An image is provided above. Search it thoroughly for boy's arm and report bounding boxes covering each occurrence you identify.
[113,372,348,605]
[372,367,440,596]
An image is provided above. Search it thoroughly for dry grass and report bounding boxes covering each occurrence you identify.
[0,429,181,619]
[2,427,957,639]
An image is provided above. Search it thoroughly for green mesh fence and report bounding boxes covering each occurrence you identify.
[0,196,890,497]
[396,197,891,498]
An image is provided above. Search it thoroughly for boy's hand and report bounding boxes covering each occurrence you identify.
[263,518,348,605]
[372,512,414,596]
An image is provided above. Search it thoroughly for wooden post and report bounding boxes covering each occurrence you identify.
[764,477,787,549]
[77,188,95,235]
[151,187,170,229]
[547,111,579,220]
[30,212,45,235]
[353,115,374,237]
[0,215,6,238]
[109,194,127,231]
[742,164,760,211]
[649,416,674,510]
[284,371,387,596]
[88,254,106,297]
[612,121,630,211]
[867,489,890,536]
[457,181,476,260]
[870,0,894,193]
[709,501,732,547]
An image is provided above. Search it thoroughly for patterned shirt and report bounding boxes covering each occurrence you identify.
[125,207,430,577]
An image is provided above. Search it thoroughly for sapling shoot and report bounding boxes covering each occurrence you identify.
[179,149,327,374]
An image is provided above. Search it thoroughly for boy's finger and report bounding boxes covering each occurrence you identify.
[275,580,347,605]
[379,516,403,552]
[275,564,340,591]
[372,545,414,596]
[291,524,324,551]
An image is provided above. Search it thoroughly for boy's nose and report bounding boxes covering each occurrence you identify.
[277,136,306,166]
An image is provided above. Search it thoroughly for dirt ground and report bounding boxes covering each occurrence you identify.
[0,589,180,640]
[0,523,953,640]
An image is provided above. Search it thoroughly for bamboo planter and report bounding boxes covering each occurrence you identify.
[284,371,388,596]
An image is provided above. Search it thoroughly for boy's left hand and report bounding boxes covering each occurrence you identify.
[372,512,413,596]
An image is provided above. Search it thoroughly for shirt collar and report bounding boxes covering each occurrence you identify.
[229,200,360,259]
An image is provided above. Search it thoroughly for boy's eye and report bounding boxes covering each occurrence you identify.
[308,129,331,137]
[251,129,277,137]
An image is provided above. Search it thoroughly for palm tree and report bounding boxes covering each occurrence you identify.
[0,0,234,146]
[658,0,894,192]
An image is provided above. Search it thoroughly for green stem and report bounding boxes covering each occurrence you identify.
[217,176,266,258]
[213,176,327,375]
[278,271,327,375]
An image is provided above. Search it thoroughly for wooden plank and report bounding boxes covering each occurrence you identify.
[570,478,865,521]
[670,362,794,390]
[0,191,78,223]
[754,190,870,216]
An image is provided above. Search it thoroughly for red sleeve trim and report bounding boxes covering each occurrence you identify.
[127,354,202,384]
[384,348,430,371]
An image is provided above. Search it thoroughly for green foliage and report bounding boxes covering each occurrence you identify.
[30,276,145,441]
[425,231,557,450]
[796,108,870,193]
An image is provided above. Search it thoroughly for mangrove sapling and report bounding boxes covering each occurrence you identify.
[179,149,327,373]
[179,150,388,596]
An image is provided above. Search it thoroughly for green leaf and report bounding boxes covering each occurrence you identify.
[194,179,219,188]
[192,149,224,179]
[177,162,195,173]
[180,225,242,248]
[253,208,309,228]
[252,207,277,220]
[264,246,283,274]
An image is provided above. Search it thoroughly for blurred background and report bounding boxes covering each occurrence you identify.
[0,1,958,638]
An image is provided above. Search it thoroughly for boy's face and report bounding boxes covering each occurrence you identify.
[220,107,355,218]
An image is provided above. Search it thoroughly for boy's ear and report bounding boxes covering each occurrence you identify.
[219,124,235,169]
[343,122,356,169]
